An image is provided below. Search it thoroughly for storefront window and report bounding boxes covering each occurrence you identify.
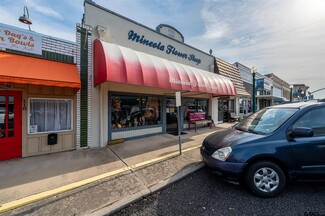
[29,98,72,134]
[183,99,208,122]
[229,100,235,112]
[111,94,161,129]
[239,97,244,113]
[248,100,252,113]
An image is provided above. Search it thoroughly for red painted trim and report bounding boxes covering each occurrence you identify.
[0,91,22,160]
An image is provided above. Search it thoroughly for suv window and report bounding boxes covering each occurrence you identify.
[235,108,297,134]
[293,107,325,137]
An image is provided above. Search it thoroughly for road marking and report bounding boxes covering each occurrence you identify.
[0,144,201,214]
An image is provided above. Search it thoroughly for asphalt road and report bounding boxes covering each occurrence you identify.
[112,167,325,216]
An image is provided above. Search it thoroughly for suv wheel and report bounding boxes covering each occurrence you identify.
[245,161,286,198]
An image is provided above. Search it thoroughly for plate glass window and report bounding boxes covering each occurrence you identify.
[111,94,161,129]
[183,99,208,123]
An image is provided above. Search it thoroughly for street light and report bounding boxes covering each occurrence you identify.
[18,6,32,31]
[251,66,257,113]
[290,85,293,102]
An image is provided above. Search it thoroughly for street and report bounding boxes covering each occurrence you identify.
[1,1,325,216]
[112,167,325,216]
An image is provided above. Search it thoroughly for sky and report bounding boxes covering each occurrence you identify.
[1,0,325,98]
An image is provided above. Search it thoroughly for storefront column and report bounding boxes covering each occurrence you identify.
[99,84,109,147]
[235,97,240,116]
[245,98,249,116]
[211,97,219,124]
[257,99,260,111]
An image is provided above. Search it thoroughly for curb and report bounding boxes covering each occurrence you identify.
[0,145,202,214]
[88,162,206,216]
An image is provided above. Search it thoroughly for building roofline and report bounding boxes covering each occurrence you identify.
[156,24,184,42]
[83,0,212,57]
[233,62,251,70]
[0,22,76,45]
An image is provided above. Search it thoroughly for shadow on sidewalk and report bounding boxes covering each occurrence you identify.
[0,123,233,205]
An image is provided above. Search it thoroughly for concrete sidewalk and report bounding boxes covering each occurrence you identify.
[0,123,235,215]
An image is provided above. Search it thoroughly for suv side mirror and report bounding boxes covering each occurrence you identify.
[289,127,314,138]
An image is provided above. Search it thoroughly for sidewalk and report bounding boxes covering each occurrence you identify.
[0,123,235,215]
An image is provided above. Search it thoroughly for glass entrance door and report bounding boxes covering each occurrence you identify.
[0,91,22,160]
[166,98,178,133]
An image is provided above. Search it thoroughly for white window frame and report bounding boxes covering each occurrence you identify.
[28,98,73,135]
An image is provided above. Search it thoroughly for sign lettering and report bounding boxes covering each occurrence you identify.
[0,83,10,90]
[128,30,201,65]
[169,77,217,90]
[0,24,42,55]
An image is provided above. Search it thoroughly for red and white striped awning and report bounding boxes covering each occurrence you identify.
[93,39,236,96]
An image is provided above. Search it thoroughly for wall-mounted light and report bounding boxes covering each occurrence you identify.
[18,6,32,31]
[97,25,107,40]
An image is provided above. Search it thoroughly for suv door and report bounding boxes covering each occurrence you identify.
[289,106,325,179]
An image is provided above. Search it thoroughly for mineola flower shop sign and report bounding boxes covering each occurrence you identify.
[0,23,42,55]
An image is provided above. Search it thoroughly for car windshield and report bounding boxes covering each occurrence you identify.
[235,108,298,135]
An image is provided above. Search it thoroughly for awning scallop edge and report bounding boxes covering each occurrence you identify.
[94,39,236,96]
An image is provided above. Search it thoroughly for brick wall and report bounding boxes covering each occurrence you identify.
[42,36,77,63]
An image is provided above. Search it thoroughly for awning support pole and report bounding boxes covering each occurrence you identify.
[177,106,182,155]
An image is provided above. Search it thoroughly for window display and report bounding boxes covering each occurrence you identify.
[183,99,208,122]
[111,94,161,129]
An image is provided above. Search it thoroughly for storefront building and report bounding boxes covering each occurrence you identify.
[254,73,273,110]
[292,84,309,102]
[0,23,80,160]
[264,73,290,104]
[234,62,253,115]
[216,58,250,122]
[81,1,236,148]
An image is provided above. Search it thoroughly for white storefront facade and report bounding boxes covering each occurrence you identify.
[80,1,236,148]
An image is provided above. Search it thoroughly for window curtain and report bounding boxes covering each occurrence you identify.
[30,99,72,133]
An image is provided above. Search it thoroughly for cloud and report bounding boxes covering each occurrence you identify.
[200,9,228,39]
[189,0,325,97]
[0,0,83,41]
[0,5,23,27]
[25,0,64,20]
[1,0,324,97]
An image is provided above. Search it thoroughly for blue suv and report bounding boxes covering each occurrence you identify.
[201,100,325,197]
